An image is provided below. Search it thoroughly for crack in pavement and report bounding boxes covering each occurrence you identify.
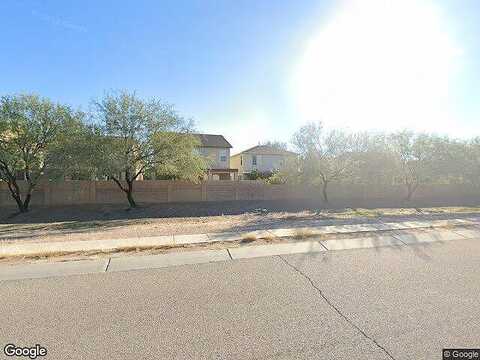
[104,258,111,272]
[277,255,397,360]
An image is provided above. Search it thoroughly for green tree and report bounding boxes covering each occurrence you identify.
[424,137,479,187]
[463,138,480,186]
[245,169,274,180]
[348,132,397,185]
[292,122,356,203]
[92,90,206,208]
[388,131,445,201]
[45,112,99,181]
[0,94,81,212]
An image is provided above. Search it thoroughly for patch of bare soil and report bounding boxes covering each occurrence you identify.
[1,201,479,244]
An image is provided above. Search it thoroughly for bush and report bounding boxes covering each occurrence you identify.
[245,169,273,180]
[265,170,287,184]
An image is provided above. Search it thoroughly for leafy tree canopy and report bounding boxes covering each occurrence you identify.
[91,90,206,207]
[0,94,82,212]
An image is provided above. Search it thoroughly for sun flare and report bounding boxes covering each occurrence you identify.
[293,0,462,133]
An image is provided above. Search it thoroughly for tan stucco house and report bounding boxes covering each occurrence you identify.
[230,145,297,179]
[193,134,238,180]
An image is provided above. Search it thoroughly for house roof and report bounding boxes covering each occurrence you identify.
[232,145,297,157]
[193,134,232,148]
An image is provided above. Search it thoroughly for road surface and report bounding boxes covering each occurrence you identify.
[1,238,479,359]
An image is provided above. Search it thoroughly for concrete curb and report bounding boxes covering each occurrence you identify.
[391,228,465,244]
[108,249,230,272]
[320,236,403,250]
[229,241,326,259]
[0,218,477,257]
[0,259,108,281]
[0,227,478,282]
[0,235,174,257]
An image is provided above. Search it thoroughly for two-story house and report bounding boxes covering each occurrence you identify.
[230,145,297,179]
[193,134,238,180]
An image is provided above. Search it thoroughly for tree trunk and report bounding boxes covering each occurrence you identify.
[110,176,137,208]
[6,179,28,213]
[126,190,137,208]
[405,182,418,201]
[23,192,32,212]
[126,180,137,208]
[14,193,27,213]
[322,181,329,203]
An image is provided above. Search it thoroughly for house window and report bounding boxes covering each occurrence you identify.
[252,155,257,166]
[240,156,243,165]
[196,147,207,156]
[220,149,227,162]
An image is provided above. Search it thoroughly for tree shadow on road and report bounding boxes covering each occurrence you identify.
[273,228,456,272]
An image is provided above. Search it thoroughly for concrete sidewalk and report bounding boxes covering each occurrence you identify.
[0,217,476,257]
[1,226,479,281]
[1,219,479,281]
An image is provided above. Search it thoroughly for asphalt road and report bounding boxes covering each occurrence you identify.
[1,239,479,360]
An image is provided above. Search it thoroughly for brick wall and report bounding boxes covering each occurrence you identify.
[1,180,480,208]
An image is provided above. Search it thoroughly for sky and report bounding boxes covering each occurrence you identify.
[1,0,480,154]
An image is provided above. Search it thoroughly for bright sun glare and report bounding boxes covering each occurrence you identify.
[294,0,462,133]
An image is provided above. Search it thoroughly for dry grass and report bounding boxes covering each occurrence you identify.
[241,234,258,243]
[241,231,277,243]
[331,208,384,218]
[420,206,480,214]
[0,245,177,263]
[262,233,277,242]
[293,228,315,239]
